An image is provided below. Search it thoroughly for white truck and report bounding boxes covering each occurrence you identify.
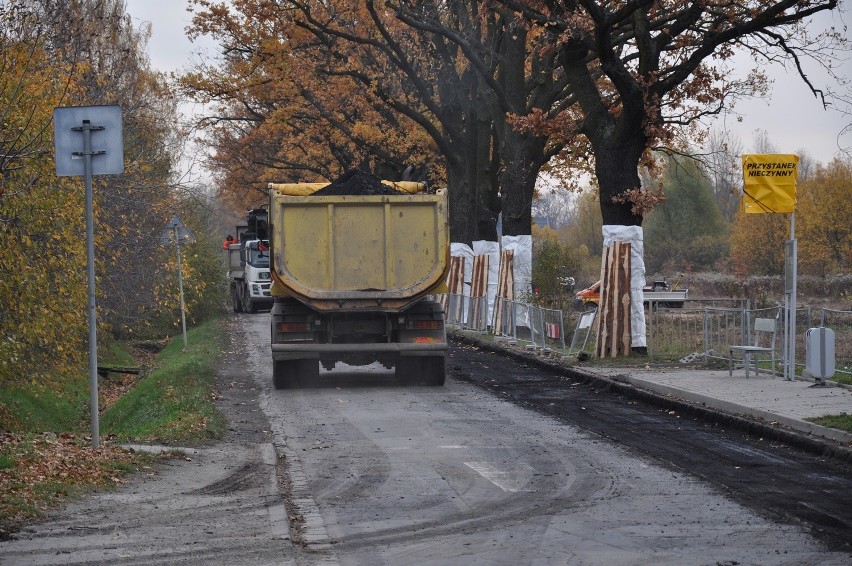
[228,209,274,313]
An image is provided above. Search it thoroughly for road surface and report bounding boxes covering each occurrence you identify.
[2,313,849,565]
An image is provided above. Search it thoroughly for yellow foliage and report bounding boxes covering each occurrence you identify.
[729,158,852,278]
[729,211,788,277]
[0,35,89,386]
[797,158,852,276]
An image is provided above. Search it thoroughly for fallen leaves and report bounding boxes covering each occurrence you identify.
[0,432,146,539]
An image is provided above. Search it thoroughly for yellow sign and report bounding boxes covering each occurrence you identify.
[741,154,798,213]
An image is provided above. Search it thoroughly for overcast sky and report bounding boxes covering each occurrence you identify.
[124,0,852,164]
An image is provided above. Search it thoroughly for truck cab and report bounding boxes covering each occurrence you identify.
[227,208,274,313]
[228,237,274,313]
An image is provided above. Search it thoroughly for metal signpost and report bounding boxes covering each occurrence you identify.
[161,214,196,349]
[784,233,798,381]
[741,154,799,381]
[54,105,123,449]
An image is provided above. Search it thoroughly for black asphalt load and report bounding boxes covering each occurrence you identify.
[448,333,852,553]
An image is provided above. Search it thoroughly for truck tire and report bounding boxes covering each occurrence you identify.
[395,358,419,384]
[232,285,243,313]
[243,283,258,314]
[273,360,298,389]
[396,356,445,386]
[298,359,319,386]
[425,356,446,386]
[272,359,319,389]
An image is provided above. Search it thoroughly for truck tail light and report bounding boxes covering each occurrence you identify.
[411,320,442,330]
[277,322,312,333]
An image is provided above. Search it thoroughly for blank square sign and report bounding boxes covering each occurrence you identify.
[54,105,124,177]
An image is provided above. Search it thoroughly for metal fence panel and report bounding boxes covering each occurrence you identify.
[443,292,845,380]
[540,307,566,351]
[567,310,596,357]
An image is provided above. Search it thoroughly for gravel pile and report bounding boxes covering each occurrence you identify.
[312,170,404,196]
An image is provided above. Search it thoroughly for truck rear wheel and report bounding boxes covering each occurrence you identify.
[298,359,319,386]
[425,356,446,386]
[273,360,298,389]
[396,356,445,386]
[395,358,416,384]
[272,359,319,389]
[232,285,243,313]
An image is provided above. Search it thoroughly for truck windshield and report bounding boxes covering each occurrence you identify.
[247,243,270,268]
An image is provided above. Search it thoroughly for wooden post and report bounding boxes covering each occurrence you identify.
[492,249,515,332]
[470,255,489,330]
[442,255,465,323]
[595,242,632,357]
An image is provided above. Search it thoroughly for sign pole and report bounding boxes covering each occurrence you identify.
[788,214,797,381]
[175,228,188,349]
[76,120,102,448]
[54,105,124,449]
[160,214,195,349]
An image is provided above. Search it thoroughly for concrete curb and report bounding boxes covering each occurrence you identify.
[451,333,852,464]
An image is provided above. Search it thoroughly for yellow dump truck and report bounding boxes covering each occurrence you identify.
[267,179,450,388]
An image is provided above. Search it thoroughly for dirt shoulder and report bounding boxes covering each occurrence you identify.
[0,318,297,565]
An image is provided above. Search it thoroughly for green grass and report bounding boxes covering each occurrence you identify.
[0,339,138,433]
[1,319,228,538]
[0,381,88,433]
[833,373,852,386]
[0,318,228,441]
[100,320,227,444]
[100,340,137,367]
[806,413,852,433]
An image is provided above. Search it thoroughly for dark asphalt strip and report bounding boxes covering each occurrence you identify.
[448,334,852,552]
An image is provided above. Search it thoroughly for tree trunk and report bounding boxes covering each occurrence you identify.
[498,133,543,236]
[495,22,548,238]
[593,140,646,227]
[446,159,478,246]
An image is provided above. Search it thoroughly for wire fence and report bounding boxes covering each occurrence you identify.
[440,293,851,379]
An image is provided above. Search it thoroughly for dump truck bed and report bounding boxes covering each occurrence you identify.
[268,188,449,312]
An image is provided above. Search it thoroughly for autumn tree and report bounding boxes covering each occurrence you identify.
[183,1,584,242]
[497,1,844,228]
[182,1,442,212]
[183,1,498,241]
[729,213,789,278]
[34,0,223,337]
[532,185,574,229]
[389,1,584,238]
[0,3,88,386]
[797,158,852,276]
[530,224,583,308]
[1,0,223,389]
[703,127,743,223]
[557,188,603,282]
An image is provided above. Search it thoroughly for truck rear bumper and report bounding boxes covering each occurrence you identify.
[271,342,447,360]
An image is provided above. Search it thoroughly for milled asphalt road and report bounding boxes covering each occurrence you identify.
[0,317,852,565]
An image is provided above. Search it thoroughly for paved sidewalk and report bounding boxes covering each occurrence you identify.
[580,365,852,445]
